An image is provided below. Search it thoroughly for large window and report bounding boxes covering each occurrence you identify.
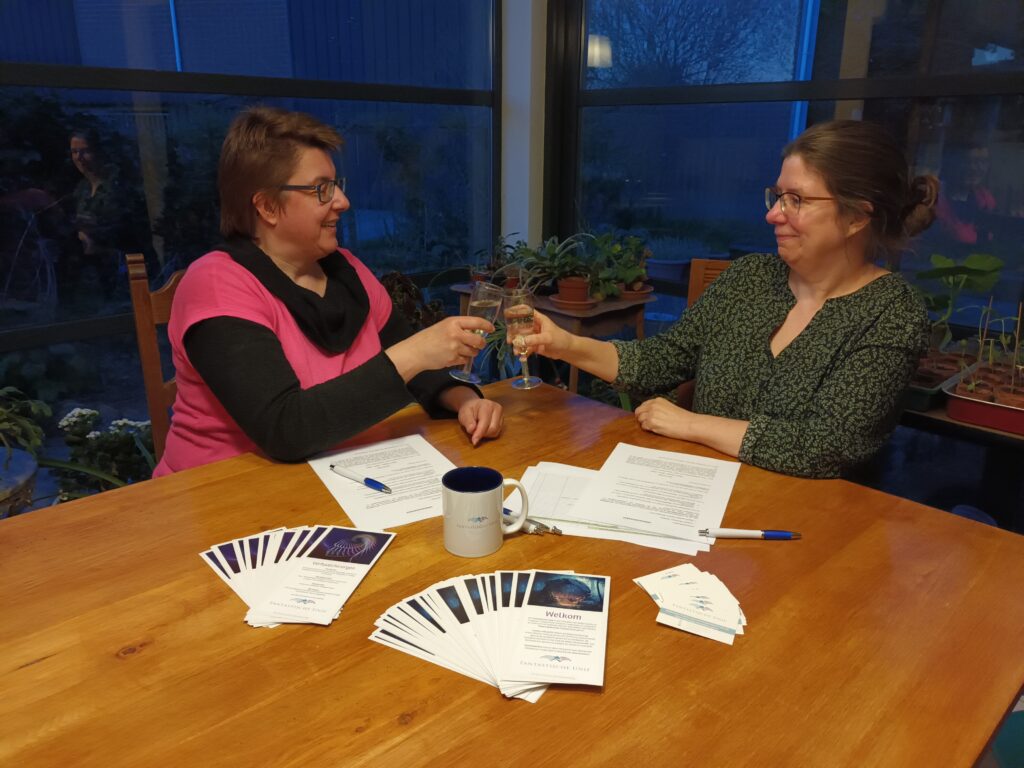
[559,0,1024,326]
[0,0,498,499]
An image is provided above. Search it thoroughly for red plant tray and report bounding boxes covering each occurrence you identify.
[943,382,1024,436]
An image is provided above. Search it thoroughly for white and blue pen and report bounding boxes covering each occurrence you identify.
[329,464,392,494]
[699,527,801,540]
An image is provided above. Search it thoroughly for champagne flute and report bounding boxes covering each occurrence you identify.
[503,288,542,390]
[450,281,503,383]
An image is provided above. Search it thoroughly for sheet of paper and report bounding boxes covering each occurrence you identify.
[309,434,456,530]
[574,443,739,540]
[509,463,707,555]
[245,526,394,626]
[502,571,610,688]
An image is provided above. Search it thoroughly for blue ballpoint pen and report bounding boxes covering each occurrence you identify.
[329,464,392,494]
[699,527,801,540]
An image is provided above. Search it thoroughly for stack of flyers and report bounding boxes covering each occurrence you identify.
[369,570,610,702]
[634,563,746,645]
[200,525,394,628]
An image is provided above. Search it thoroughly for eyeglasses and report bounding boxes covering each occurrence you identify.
[278,177,347,204]
[764,187,833,215]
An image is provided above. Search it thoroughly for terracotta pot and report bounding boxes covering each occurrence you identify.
[555,276,590,303]
[994,385,1024,409]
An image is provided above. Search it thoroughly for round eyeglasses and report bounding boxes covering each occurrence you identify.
[764,186,833,215]
[279,177,347,204]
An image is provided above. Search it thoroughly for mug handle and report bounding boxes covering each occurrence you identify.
[501,479,528,534]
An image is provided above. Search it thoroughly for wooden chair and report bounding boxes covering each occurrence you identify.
[676,258,733,409]
[686,258,732,307]
[126,253,185,462]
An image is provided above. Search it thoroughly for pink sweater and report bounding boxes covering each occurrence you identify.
[153,248,392,477]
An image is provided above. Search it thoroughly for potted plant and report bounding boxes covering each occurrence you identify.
[908,252,1003,409]
[946,299,1024,434]
[520,233,592,302]
[0,387,50,517]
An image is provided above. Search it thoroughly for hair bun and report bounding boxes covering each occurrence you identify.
[903,174,940,237]
[910,175,939,208]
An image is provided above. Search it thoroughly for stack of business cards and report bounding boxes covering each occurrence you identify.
[634,563,745,645]
[370,570,610,702]
[200,525,394,628]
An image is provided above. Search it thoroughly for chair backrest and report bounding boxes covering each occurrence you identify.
[686,258,732,307]
[675,258,733,409]
[126,253,185,462]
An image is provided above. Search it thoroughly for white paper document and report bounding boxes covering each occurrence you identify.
[246,526,394,627]
[308,434,456,529]
[507,462,709,554]
[575,443,739,541]
[501,571,610,689]
[370,569,610,702]
[200,524,393,629]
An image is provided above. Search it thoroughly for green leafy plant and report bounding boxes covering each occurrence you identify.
[588,233,650,300]
[380,271,446,331]
[48,408,155,500]
[519,233,592,291]
[0,387,51,468]
[915,252,1003,350]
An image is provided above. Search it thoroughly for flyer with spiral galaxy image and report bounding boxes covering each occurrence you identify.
[199,525,393,628]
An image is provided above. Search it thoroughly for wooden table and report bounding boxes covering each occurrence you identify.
[452,283,656,392]
[2,385,1023,767]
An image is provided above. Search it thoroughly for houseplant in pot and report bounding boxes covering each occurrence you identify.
[521,233,592,303]
[0,386,50,517]
[945,299,1024,434]
[908,252,1002,408]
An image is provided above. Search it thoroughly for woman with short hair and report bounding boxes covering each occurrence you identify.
[154,106,502,476]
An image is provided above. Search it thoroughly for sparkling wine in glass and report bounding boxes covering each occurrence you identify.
[450,282,503,383]
[503,289,542,390]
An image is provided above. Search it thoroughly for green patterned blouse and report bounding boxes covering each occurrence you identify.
[612,253,928,479]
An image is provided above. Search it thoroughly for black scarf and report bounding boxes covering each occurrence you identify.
[221,237,371,354]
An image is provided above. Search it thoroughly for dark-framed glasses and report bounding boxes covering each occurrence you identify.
[279,177,347,204]
[764,186,833,215]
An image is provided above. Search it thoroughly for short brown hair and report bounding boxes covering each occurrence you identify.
[218,106,343,239]
[783,120,939,263]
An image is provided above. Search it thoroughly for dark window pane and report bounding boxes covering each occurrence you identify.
[579,97,1024,324]
[834,0,1024,78]
[0,0,493,89]
[1,85,491,334]
[584,0,1024,90]
[584,0,803,88]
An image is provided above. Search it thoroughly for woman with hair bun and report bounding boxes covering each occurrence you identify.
[523,120,937,478]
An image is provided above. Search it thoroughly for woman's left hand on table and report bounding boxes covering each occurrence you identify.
[457,397,504,445]
[634,397,693,441]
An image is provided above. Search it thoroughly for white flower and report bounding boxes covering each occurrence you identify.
[58,407,99,430]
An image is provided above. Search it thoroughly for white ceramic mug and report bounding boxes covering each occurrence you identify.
[441,466,528,558]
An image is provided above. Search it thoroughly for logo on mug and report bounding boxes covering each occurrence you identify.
[467,515,489,524]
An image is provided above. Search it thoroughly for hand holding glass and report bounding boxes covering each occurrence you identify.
[450,282,502,383]
[503,289,542,390]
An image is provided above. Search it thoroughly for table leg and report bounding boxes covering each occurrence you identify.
[636,305,645,340]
